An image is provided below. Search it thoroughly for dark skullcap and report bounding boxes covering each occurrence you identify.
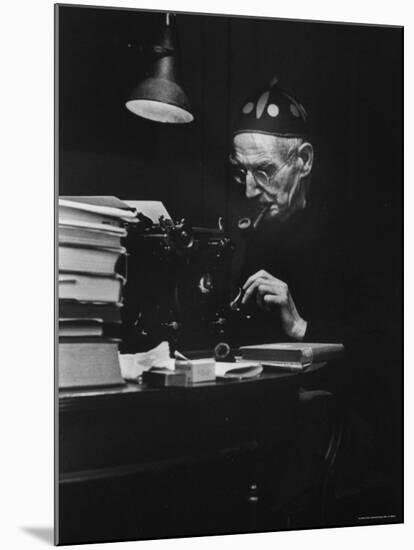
[233,77,309,139]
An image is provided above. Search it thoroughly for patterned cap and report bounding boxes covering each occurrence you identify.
[233,78,309,138]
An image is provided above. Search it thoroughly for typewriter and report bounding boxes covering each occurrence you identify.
[120,208,235,355]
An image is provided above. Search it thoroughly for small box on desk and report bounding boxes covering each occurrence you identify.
[175,358,216,384]
[142,368,187,387]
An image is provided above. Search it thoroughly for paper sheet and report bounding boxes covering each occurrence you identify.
[123,200,172,223]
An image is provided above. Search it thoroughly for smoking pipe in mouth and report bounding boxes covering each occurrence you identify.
[237,204,270,233]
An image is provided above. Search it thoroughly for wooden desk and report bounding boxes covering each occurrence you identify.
[58,369,302,544]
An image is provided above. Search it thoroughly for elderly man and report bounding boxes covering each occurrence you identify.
[228,80,377,526]
[229,79,340,348]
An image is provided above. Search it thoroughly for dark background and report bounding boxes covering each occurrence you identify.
[58,5,402,231]
[57,2,403,515]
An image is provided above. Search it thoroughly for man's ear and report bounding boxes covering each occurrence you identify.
[296,142,314,179]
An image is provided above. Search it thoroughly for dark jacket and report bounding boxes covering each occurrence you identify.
[230,194,401,443]
[231,196,391,362]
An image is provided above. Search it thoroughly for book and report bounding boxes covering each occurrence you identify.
[59,300,122,324]
[59,319,104,338]
[59,244,126,275]
[58,317,121,339]
[58,339,126,389]
[239,342,344,370]
[58,273,124,303]
[59,223,127,249]
[59,198,137,229]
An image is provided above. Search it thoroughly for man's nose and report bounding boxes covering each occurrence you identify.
[245,173,261,199]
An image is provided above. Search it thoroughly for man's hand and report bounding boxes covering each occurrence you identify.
[242,269,307,341]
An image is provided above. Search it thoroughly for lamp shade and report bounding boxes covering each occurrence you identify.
[126,15,194,124]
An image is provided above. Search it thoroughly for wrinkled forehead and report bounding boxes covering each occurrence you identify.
[231,132,285,165]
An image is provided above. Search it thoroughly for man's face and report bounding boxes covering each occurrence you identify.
[231,133,304,221]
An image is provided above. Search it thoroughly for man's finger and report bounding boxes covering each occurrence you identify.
[257,282,279,296]
[241,277,267,304]
[263,293,284,306]
[242,277,287,305]
[242,269,271,290]
[255,283,286,310]
[258,281,289,298]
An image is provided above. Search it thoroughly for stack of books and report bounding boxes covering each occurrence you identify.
[58,196,137,389]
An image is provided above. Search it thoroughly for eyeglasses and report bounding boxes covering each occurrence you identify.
[230,149,298,189]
